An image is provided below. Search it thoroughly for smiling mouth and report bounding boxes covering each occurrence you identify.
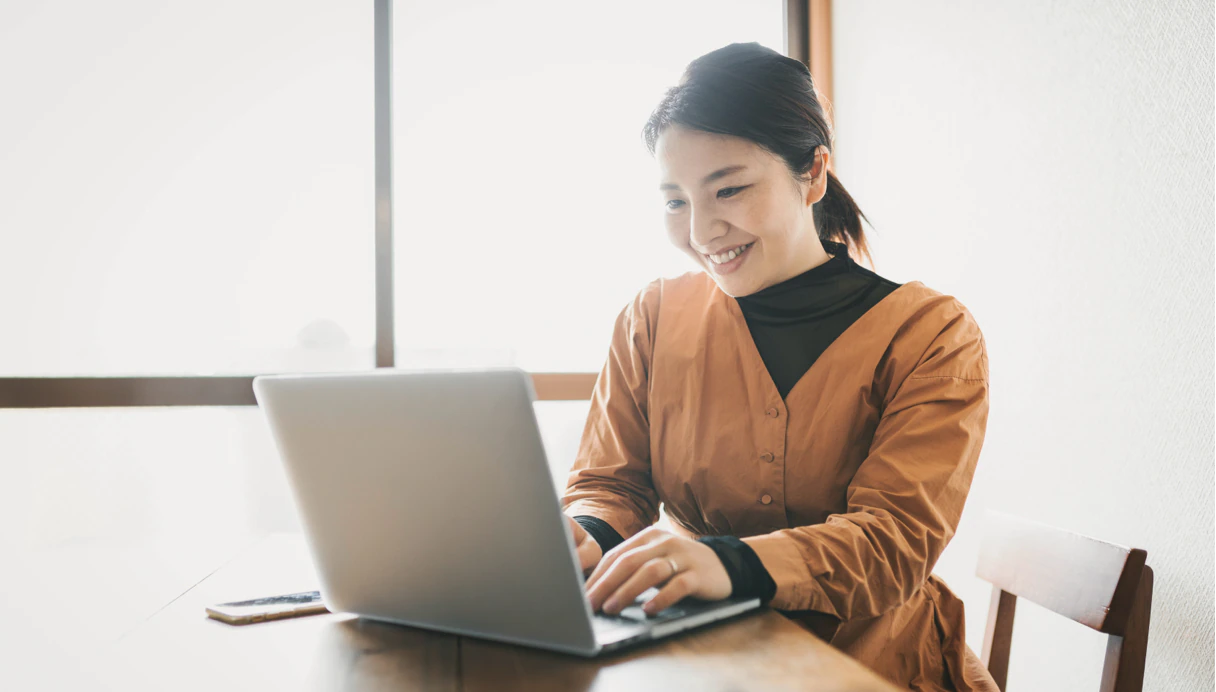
[706,242,754,265]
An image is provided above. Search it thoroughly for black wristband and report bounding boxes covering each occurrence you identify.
[572,515,625,554]
[696,535,778,604]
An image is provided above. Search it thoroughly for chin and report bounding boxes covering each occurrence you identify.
[706,273,755,298]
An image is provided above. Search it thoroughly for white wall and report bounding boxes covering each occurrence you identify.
[832,2,1213,690]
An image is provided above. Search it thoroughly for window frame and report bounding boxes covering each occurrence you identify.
[0,0,829,408]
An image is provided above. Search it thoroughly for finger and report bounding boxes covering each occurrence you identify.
[641,572,695,615]
[587,541,671,612]
[585,531,664,603]
[586,527,655,589]
[600,556,677,615]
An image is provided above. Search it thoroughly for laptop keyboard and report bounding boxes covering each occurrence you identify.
[592,587,688,625]
[614,602,689,623]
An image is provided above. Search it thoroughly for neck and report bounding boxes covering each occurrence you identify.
[771,239,832,286]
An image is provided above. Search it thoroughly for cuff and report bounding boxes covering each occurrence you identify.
[573,515,625,554]
[697,535,778,604]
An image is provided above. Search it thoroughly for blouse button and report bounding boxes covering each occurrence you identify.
[760,494,773,505]
[766,407,779,418]
[760,452,774,463]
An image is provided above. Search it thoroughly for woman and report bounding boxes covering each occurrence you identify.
[560,43,996,691]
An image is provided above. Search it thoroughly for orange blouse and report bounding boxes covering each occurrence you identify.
[561,270,998,691]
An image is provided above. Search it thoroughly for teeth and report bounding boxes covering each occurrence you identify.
[710,243,750,264]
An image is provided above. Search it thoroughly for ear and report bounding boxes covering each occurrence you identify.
[803,146,830,207]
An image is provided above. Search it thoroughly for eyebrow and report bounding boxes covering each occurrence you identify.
[659,165,748,191]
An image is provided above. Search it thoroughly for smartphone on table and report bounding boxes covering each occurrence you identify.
[205,590,329,625]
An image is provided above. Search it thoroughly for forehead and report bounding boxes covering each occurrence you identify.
[656,126,772,181]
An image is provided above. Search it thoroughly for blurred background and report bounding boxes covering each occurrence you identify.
[0,1,1211,690]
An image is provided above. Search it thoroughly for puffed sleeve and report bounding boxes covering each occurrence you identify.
[742,301,990,619]
[560,280,663,540]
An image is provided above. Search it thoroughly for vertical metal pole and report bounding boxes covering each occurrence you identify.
[784,0,809,67]
[374,0,395,368]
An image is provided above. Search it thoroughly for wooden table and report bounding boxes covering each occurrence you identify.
[25,533,900,691]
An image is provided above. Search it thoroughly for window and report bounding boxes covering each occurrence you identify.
[0,0,810,405]
[0,1,374,377]
[391,0,785,372]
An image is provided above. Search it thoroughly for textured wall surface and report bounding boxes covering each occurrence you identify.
[832,2,1213,690]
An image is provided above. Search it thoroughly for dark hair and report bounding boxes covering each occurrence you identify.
[642,42,872,265]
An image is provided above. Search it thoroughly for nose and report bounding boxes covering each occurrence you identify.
[688,205,725,254]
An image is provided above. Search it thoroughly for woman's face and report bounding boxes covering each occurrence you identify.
[656,125,830,297]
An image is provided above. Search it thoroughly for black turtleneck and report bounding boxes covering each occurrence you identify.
[576,239,902,609]
[736,239,901,398]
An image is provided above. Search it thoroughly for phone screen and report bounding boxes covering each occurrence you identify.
[205,590,328,624]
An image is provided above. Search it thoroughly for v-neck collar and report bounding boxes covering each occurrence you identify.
[721,280,922,406]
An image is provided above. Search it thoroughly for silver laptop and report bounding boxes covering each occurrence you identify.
[251,367,761,656]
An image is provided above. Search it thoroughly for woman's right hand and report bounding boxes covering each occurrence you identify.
[566,514,604,574]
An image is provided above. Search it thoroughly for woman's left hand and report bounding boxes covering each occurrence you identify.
[585,526,733,616]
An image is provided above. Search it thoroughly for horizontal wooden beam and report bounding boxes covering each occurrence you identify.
[0,372,599,408]
[0,377,259,408]
[530,372,597,402]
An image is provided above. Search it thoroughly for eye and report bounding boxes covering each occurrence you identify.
[665,185,747,212]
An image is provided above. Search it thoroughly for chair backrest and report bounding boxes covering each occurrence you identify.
[975,511,1153,692]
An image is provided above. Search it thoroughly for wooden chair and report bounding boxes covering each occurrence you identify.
[975,511,1154,692]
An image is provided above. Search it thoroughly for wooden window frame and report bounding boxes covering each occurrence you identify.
[0,0,830,408]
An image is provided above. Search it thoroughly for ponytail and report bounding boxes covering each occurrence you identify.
[815,169,872,266]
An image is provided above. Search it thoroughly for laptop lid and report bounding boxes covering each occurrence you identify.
[252,367,600,655]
